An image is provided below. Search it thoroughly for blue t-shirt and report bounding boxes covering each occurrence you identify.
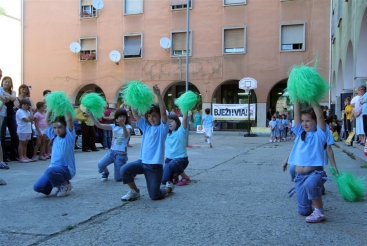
[282,119,289,127]
[203,114,214,128]
[138,117,169,165]
[46,125,76,178]
[359,92,367,115]
[165,125,188,159]
[110,124,132,152]
[269,120,277,130]
[288,123,327,167]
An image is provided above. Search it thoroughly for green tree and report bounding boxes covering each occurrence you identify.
[0,7,6,15]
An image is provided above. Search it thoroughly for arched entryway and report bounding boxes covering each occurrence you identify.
[344,41,354,91]
[211,79,257,130]
[74,84,106,105]
[267,78,290,117]
[356,8,367,80]
[163,81,201,112]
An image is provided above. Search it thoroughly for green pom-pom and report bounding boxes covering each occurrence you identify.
[121,80,154,115]
[80,93,107,119]
[174,91,198,114]
[329,167,366,202]
[287,65,329,104]
[44,91,75,121]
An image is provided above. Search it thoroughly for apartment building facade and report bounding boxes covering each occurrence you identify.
[330,0,367,118]
[23,0,330,128]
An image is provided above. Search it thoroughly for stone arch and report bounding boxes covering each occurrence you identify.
[336,60,343,95]
[71,84,106,105]
[356,8,367,79]
[267,78,289,113]
[344,41,354,91]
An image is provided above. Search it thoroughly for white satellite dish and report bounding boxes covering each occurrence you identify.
[109,50,121,64]
[92,0,104,10]
[70,42,81,54]
[160,37,171,51]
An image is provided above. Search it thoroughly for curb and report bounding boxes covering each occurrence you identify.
[334,141,367,166]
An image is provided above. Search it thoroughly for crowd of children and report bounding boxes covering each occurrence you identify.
[268,111,291,143]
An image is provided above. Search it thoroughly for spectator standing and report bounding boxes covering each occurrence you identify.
[1,76,18,162]
[351,86,365,145]
[101,107,114,150]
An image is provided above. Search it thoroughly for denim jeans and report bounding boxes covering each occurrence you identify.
[33,166,71,195]
[102,129,112,148]
[98,150,128,181]
[1,115,18,159]
[294,169,327,216]
[120,159,167,200]
[161,157,189,184]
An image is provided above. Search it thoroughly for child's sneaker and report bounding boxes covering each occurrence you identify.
[121,189,140,201]
[166,181,175,195]
[101,172,109,182]
[57,182,73,197]
[19,158,30,163]
[306,209,325,223]
[177,177,190,186]
[39,155,47,161]
[31,156,38,162]
[269,140,272,142]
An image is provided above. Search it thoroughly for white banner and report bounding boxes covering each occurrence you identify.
[213,104,256,121]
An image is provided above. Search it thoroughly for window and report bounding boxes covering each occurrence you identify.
[171,0,192,10]
[223,0,246,6]
[79,37,97,61]
[124,0,143,15]
[171,31,192,56]
[223,27,246,54]
[280,23,305,51]
[80,0,97,18]
[123,34,142,58]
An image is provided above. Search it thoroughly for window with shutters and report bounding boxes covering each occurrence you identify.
[171,31,192,56]
[123,34,142,58]
[171,0,192,10]
[80,0,97,18]
[79,37,97,61]
[223,0,246,6]
[223,27,246,54]
[280,23,305,51]
[124,0,143,15]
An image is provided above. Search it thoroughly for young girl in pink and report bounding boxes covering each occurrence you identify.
[32,102,49,161]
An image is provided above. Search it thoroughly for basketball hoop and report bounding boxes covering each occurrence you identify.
[239,77,258,137]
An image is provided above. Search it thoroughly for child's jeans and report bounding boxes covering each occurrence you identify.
[161,157,189,184]
[98,150,128,181]
[294,168,327,216]
[120,159,167,200]
[34,166,71,195]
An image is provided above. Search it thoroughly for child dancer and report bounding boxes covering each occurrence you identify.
[281,114,289,141]
[33,111,75,197]
[287,101,328,223]
[268,116,277,142]
[32,102,49,161]
[161,113,190,187]
[90,108,132,182]
[16,99,34,163]
[277,114,284,142]
[201,108,214,148]
[120,85,172,201]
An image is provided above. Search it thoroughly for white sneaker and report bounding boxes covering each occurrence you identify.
[101,172,109,182]
[121,189,140,201]
[269,140,272,142]
[306,209,325,223]
[166,181,175,194]
[57,182,73,197]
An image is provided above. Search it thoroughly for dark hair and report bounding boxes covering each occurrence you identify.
[282,114,287,119]
[36,101,45,110]
[144,104,161,124]
[19,98,31,108]
[205,108,210,114]
[114,108,130,125]
[50,116,67,145]
[18,84,30,96]
[168,114,181,134]
[345,97,351,102]
[43,90,51,96]
[300,107,316,141]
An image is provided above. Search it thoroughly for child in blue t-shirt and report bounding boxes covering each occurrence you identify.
[90,108,132,182]
[287,101,328,223]
[162,113,190,187]
[281,114,289,141]
[201,108,214,148]
[268,116,277,142]
[33,111,75,197]
[120,85,172,201]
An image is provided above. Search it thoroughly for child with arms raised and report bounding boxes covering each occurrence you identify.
[120,85,172,201]
[287,101,328,223]
[90,108,132,181]
[161,112,190,187]
[33,110,75,197]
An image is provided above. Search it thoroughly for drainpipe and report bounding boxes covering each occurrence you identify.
[21,0,24,84]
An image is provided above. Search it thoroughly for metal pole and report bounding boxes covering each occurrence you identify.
[185,0,190,146]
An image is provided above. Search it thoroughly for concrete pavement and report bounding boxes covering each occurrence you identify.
[1,132,366,245]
